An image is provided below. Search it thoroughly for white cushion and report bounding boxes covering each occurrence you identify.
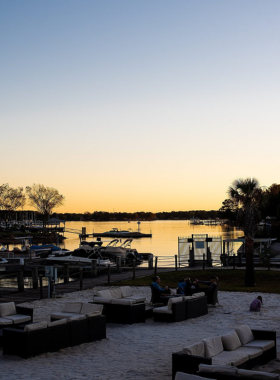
[192,292,205,298]
[243,340,275,351]
[235,325,254,345]
[24,321,48,331]
[153,306,172,314]
[183,342,205,357]
[62,302,83,314]
[203,336,224,358]
[167,297,183,310]
[67,314,87,322]
[111,299,133,305]
[97,289,112,298]
[183,296,195,300]
[93,297,112,304]
[175,373,209,380]
[124,296,146,303]
[120,286,133,298]
[238,369,279,379]
[5,314,31,324]
[86,311,102,317]
[221,331,242,351]
[0,317,13,325]
[50,312,82,320]
[212,350,249,366]
[198,364,238,375]
[48,318,68,327]
[0,302,17,317]
[110,287,122,299]
[233,346,262,359]
[80,303,103,315]
[119,298,137,304]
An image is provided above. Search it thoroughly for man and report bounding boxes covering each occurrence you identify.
[196,276,218,304]
[151,276,170,303]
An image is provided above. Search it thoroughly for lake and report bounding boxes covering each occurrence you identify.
[61,220,244,257]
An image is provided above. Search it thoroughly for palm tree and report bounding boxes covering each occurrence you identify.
[228,178,262,287]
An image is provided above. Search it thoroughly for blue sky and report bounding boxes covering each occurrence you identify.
[1,1,280,212]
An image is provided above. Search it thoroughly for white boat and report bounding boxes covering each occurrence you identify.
[46,246,115,267]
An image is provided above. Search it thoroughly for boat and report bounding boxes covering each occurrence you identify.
[92,228,152,238]
[81,238,143,264]
[46,246,115,267]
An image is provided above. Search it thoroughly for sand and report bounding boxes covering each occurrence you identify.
[0,287,279,380]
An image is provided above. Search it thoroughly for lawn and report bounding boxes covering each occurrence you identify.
[114,269,280,294]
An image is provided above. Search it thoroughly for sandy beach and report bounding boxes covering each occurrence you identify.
[1,287,279,380]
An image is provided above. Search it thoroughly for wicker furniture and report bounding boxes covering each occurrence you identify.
[2,314,106,358]
[172,325,277,379]
[0,302,33,327]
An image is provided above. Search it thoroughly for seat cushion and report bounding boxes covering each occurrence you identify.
[184,296,195,300]
[167,297,183,310]
[86,311,103,317]
[80,303,103,315]
[175,373,210,380]
[0,317,13,326]
[62,302,83,314]
[198,364,238,376]
[50,312,82,320]
[24,321,48,331]
[192,292,206,298]
[111,299,133,305]
[48,318,68,327]
[183,342,205,356]
[235,325,254,345]
[243,340,275,352]
[110,287,122,299]
[233,346,262,359]
[5,314,31,324]
[97,289,112,298]
[221,331,242,351]
[67,315,87,321]
[123,296,146,303]
[238,369,279,379]
[118,298,137,304]
[153,306,172,314]
[212,350,249,366]
[0,302,17,317]
[203,336,224,358]
[120,286,133,298]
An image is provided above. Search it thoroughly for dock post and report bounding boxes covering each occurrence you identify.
[203,254,205,270]
[132,260,136,279]
[79,268,83,290]
[233,254,236,270]
[91,260,97,277]
[107,265,111,285]
[116,256,122,273]
[64,263,69,283]
[39,274,43,299]
[148,255,153,269]
[175,255,178,271]
[17,270,24,292]
[32,267,38,289]
[154,257,158,275]
[50,280,54,298]
[268,254,270,271]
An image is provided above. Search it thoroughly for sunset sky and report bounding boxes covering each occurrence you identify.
[1,1,280,213]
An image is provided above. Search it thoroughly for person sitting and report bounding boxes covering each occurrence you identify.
[196,276,218,303]
[250,296,263,312]
[151,276,170,303]
[177,278,190,295]
[190,280,200,290]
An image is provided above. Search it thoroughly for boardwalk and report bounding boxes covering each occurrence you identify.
[0,266,174,304]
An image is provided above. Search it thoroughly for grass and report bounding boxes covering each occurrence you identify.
[114,269,280,294]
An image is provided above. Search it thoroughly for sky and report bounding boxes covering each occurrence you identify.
[1,1,280,213]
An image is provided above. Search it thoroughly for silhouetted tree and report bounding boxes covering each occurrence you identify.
[26,184,65,218]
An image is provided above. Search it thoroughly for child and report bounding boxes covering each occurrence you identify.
[250,296,263,312]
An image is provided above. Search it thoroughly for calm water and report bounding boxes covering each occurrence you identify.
[61,220,244,256]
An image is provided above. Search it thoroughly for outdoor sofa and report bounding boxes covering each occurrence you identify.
[92,286,146,324]
[153,293,208,323]
[2,303,106,358]
[175,370,279,380]
[0,302,33,327]
[172,325,277,379]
